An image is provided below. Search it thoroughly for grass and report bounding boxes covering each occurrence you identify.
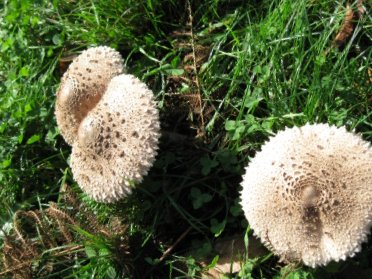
[0,0,371,278]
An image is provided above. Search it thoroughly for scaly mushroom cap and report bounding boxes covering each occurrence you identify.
[71,74,160,203]
[240,123,372,267]
[55,46,124,145]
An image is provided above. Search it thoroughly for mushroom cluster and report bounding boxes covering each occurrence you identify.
[56,47,160,203]
[240,123,372,267]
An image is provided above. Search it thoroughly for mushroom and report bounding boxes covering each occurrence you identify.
[240,123,372,267]
[70,74,160,203]
[55,46,160,203]
[55,46,124,145]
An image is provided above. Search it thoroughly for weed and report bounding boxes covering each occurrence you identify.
[1,0,371,278]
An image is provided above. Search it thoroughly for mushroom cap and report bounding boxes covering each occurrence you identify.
[55,46,124,145]
[71,74,160,203]
[240,123,372,267]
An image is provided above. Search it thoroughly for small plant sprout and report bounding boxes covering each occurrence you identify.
[55,47,160,203]
[240,123,372,267]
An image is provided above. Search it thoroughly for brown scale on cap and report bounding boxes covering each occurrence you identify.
[71,74,160,203]
[55,46,124,145]
[240,123,372,267]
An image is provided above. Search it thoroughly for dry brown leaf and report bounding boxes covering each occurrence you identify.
[333,1,365,47]
[200,235,268,278]
[334,4,355,47]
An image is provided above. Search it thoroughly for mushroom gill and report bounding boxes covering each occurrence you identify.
[240,123,372,267]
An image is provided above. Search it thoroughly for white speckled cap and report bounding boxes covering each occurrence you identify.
[240,123,372,267]
[55,47,160,203]
[55,46,124,145]
[71,74,160,203]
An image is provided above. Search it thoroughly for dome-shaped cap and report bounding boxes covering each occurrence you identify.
[70,74,160,203]
[240,123,372,267]
[55,46,124,145]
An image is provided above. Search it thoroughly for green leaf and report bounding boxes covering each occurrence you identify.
[200,156,219,176]
[253,65,262,74]
[2,37,14,52]
[193,241,213,258]
[210,218,226,237]
[19,66,29,77]
[0,122,7,133]
[180,83,190,93]
[204,255,219,269]
[165,68,184,76]
[47,48,54,57]
[99,247,111,257]
[30,15,40,26]
[85,246,96,258]
[229,203,242,217]
[145,257,159,265]
[315,54,326,66]
[46,127,59,144]
[171,56,181,68]
[202,193,212,203]
[2,159,12,168]
[52,33,63,45]
[244,96,263,110]
[192,198,203,209]
[190,187,201,197]
[232,125,245,140]
[225,120,236,131]
[24,103,32,113]
[190,187,213,209]
[17,133,24,144]
[106,266,118,279]
[26,134,41,144]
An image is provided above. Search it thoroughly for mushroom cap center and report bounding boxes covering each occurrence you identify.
[302,185,319,207]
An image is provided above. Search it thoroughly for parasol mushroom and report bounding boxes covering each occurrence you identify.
[55,46,160,203]
[240,123,372,267]
[71,74,160,202]
[55,46,124,145]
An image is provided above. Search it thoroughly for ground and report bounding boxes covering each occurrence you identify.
[0,0,371,278]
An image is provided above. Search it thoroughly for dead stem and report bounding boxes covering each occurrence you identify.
[186,0,205,136]
[159,226,192,262]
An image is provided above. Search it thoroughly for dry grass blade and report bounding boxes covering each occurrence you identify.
[1,184,133,277]
[60,184,111,236]
[186,0,205,137]
[1,185,110,277]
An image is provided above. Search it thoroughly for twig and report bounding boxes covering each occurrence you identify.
[159,226,193,262]
[52,244,85,257]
